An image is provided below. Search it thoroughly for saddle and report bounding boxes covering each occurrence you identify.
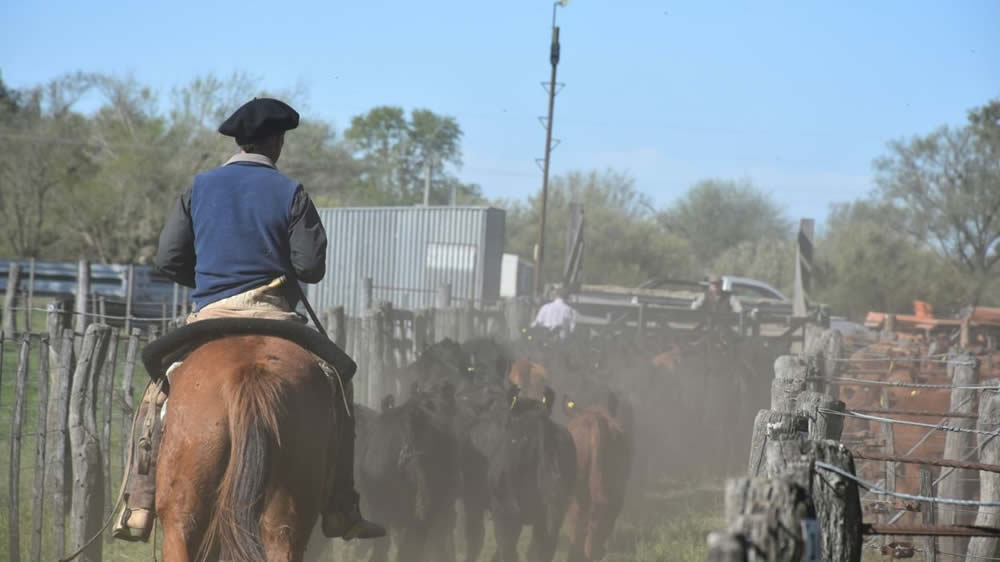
[141,317,358,384]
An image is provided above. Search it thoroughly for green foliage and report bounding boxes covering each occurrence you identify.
[0,72,97,258]
[711,238,795,295]
[344,105,478,205]
[503,169,696,287]
[815,201,967,319]
[0,75,481,262]
[874,99,1000,304]
[658,179,791,266]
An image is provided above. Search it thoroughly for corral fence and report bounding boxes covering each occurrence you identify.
[706,328,1000,561]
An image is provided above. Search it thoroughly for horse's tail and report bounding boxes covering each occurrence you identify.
[198,364,284,562]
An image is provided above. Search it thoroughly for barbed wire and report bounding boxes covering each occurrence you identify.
[815,461,1000,506]
[823,408,994,436]
[831,355,962,365]
[810,375,992,390]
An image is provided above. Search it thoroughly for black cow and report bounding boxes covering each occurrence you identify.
[356,386,459,562]
[470,391,577,562]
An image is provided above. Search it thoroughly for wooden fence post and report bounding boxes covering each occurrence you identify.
[331,306,346,349]
[460,299,474,343]
[378,301,397,372]
[31,336,50,562]
[120,328,140,466]
[101,328,120,523]
[25,257,35,333]
[504,298,523,342]
[47,328,74,558]
[771,355,807,412]
[68,323,111,562]
[938,353,978,555]
[795,391,845,441]
[884,313,896,336]
[125,264,135,335]
[763,438,862,562]
[748,410,808,477]
[3,262,21,336]
[413,310,428,358]
[920,466,937,562]
[171,283,179,326]
[880,388,896,547]
[75,259,91,340]
[362,277,374,312]
[724,476,816,560]
[637,302,647,343]
[967,388,1000,560]
[8,335,31,562]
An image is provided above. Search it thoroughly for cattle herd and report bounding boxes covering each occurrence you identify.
[349,336,629,562]
[302,331,781,562]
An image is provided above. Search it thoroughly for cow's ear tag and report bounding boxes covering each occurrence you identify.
[567,400,576,409]
[542,394,548,404]
[510,395,518,409]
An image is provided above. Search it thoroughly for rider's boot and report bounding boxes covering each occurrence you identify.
[321,377,386,541]
[112,380,167,542]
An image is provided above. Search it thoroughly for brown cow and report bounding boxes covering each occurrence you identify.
[563,393,631,562]
[509,359,549,402]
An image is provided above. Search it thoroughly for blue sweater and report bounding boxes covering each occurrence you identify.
[153,160,328,311]
[190,162,298,308]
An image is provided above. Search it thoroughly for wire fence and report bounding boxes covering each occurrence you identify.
[809,375,995,390]
[815,462,1000,507]
[824,408,998,437]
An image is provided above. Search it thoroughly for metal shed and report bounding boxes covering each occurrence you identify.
[308,206,506,316]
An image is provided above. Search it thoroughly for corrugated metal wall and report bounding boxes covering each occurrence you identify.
[309,206,506,316]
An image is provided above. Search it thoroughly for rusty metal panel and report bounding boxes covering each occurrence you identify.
[309,206,506,317]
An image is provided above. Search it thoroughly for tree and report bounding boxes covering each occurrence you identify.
[874,99,1000,304]
[503,169,696,287]
[344,106,466,204]
[815,201,967,320]
[657,179,791,266]
[0,72,96,258]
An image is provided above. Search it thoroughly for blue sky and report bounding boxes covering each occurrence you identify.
[2,1,997,223]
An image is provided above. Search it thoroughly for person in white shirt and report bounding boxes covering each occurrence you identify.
[532,286,578,339]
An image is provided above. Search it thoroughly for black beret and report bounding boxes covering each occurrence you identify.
[218,98,299,142]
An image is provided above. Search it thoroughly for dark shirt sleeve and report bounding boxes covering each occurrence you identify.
[288,186,328,283]
[153,187,196,288]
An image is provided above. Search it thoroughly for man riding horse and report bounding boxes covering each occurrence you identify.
[113,97,385,543]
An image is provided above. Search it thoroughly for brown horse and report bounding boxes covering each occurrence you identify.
[155,335,340,562]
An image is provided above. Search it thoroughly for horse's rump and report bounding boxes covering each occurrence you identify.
[157,335,335,562]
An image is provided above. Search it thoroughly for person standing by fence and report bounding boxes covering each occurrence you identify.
[531,285,578,340]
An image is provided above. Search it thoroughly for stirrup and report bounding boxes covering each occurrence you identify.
[111,506,154,542]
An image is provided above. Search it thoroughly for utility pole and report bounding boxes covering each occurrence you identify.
[533,1,566,297]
